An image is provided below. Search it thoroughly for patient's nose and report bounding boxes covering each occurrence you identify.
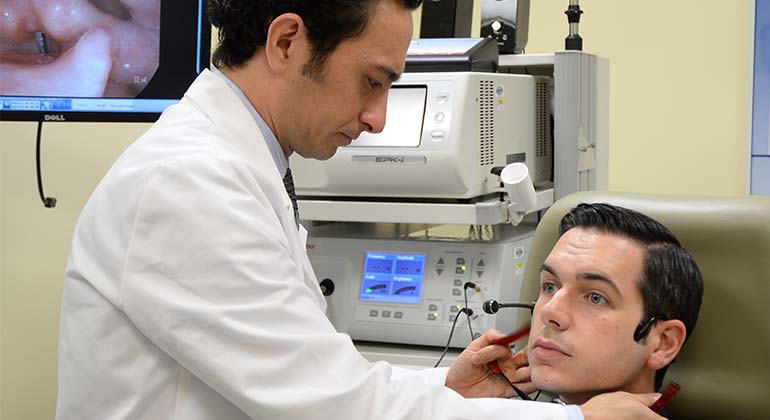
[539,291,571,331]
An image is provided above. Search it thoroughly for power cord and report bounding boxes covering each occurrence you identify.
[36,121,57,208]
[463,281,480,340]
[434,307,474,368]
[434,282,481,367]
[492,366,532,400]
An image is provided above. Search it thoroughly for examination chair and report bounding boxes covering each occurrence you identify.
[519,191,770,419]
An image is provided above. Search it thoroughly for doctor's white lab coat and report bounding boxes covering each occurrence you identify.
[54,69,569,420]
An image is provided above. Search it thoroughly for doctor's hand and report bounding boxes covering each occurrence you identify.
[445,329,534,398]
[579,391,666,420]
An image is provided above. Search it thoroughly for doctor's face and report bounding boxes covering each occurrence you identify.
[527,228,652,404]
[283,0,413,160]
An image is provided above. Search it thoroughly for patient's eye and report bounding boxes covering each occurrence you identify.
[541,282,557,295]
[588,292,608,305]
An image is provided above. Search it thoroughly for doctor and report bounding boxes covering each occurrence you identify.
[55,1,665,419]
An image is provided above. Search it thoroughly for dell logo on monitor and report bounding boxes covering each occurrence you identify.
[44,114,66,121]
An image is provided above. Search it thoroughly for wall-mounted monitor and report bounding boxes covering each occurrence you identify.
[0,0,210,123]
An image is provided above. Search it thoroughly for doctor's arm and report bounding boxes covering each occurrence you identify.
[118,157,570,420]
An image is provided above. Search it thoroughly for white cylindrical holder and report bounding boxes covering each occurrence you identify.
[500,163,537,212]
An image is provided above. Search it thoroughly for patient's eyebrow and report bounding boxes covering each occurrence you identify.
[576,272,622,296]
[540,263,557,276]
[541,263,622,296]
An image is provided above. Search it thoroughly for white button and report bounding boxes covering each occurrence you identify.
[431,130,446,142]
[434,112,445,123]
[436,90,450,103]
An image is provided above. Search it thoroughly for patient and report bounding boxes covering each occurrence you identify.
[527,202,703,405]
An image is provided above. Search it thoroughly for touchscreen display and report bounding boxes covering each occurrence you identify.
[350,86,427,147]
[359,252,426,305]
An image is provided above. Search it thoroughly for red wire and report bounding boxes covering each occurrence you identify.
[650,381,681,413]
[487,323,531,375]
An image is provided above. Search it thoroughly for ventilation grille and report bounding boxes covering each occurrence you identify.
[535,78,550,158]
[479,80,495,166]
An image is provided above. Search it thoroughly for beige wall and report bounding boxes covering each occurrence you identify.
[0,1,752,418]
[523,1,750,195]
[0,123,148,420]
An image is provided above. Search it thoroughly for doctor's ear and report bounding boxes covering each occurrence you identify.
[646,319,687,371]
[264,13,309,74]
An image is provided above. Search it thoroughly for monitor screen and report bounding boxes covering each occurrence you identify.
[349,85,427,148]
[359,252,426,305]
[0,1,210,122]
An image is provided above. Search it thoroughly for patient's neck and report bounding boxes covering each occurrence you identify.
[556,375,656,405]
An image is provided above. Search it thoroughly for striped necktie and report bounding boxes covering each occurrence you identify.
[283,168,299,228]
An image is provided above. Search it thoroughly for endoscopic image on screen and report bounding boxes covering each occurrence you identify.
[0,0,160,98]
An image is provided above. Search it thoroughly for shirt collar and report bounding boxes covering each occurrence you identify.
[210,66,289,176]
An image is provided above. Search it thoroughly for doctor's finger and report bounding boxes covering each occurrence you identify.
[465,328,505,352]
[511,379,537,395]
[470,344,518,366]
[505,347,529,368]
[505,365,533,387]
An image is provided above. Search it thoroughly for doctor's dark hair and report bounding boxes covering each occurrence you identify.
[207,0,422,76]
[559,203,704,390]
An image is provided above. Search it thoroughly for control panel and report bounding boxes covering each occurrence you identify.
[306,224,535,348]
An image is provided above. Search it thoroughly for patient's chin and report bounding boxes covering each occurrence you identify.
[531,370,569,399]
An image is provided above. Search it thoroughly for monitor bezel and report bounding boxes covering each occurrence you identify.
[0,2,211,123]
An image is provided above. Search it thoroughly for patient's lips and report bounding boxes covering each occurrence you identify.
[0,0,160,97]
[531,338,572,361]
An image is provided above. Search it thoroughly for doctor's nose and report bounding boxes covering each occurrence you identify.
[359,93,388,134]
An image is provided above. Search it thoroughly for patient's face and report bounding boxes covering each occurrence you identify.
[528,228,651,404]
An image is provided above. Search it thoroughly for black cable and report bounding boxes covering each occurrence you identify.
[487,355,532,400]
[463,286,474,340]
[434,308,473,368]
[436,296,537,400]
[36,121,57,208]
[496,372,531,400]
[534,390,542,401]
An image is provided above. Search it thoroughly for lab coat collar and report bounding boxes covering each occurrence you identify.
[208,66,289,177]
[182,69,284,182]
[181,69,327,311]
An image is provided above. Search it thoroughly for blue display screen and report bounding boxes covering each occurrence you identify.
[359,252,426,305]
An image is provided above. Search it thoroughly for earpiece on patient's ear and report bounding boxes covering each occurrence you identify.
[634,315,667,342]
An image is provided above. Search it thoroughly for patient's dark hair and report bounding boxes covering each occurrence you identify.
[559,203,704,390]
[207,0,422,77]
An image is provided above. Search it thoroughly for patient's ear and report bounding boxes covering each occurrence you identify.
[646,319,687,370]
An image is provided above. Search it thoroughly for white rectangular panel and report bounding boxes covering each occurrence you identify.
[350,87,427,148]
